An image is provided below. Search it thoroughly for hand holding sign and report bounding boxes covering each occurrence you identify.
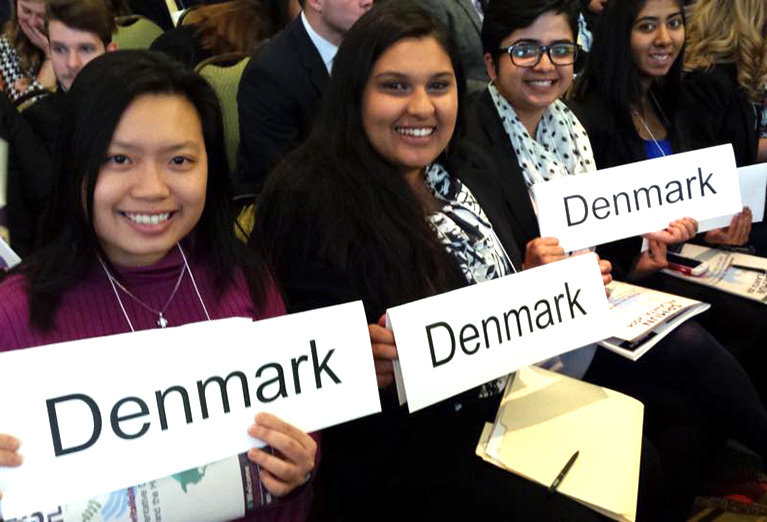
[370,315,398,388]
[0,434,22,500]
[631,239,668,280]
[705,207,752,246]
[247,412,317,497]
[644,217,698,245]
[597,257,612,287]
[523,237,566,269]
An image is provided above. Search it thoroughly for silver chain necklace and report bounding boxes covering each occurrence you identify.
[632,96,667,158]
[99,244,211,331]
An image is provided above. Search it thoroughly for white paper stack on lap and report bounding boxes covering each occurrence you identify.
[599,281,710,360]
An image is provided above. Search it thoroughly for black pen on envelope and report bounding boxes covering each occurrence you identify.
[548,450,579,495]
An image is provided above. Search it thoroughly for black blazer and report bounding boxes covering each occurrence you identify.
[236,17,328,195]
[22,87,66,159]
[1,92,54,257]
[448,89,538,259]
[682,63,758,167]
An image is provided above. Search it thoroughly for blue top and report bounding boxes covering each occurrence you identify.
[643,138,673,159]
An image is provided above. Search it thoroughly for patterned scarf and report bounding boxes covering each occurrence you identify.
[488,83,596,193]
[424,163,515,285]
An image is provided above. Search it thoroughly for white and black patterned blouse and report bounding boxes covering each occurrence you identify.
[0,35,44,103]
[425,163,514,285]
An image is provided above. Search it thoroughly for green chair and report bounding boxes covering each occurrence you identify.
[196,53,250,184]
[114,15,164,49]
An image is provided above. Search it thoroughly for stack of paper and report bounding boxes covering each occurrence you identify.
[476,366,644,522]
[600,281,710,360]
[662,244,767,304]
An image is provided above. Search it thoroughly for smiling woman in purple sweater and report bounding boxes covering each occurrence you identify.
[0,50,315,521]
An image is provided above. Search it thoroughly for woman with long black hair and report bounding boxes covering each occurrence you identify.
[0,50,315,521]
[252,1,614,520]
[569,0,767,395]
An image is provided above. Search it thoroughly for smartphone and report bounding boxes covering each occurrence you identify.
[666,252,708,276]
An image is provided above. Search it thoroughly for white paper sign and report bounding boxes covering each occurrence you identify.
[386,254,611,412]
[0,235,20,270]
[698,163,767,233]
[0,302,380,518]
[532,145,742,252]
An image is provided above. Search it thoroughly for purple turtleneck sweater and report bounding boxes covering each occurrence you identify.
[0,248,316,522]
[0,247,284,349]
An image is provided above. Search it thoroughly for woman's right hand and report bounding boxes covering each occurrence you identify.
[523,237,566,269]
[0,434,23,500]
[369,315,398,388]
[24,21,49,53]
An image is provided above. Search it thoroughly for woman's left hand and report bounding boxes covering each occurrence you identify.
[644,217,698,244]
[247,413,317,497]
[598,257,612,288]
[705,207,752,246]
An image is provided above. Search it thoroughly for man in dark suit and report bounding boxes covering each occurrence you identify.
[421,0,488,92]
[236,0,372,195]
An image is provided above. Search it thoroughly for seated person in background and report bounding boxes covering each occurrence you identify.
[684,0,767,166]
[684,0,767,254]
[0,90,52,257]
[23,0,116,157]
[0,0,55,103]
[567,0,767,392]
[235,0,372,195]
[448,0,767,516]
[0,50,316,519]
[420,0,489,92]
[151,0,293,70]
[580,0,606,33]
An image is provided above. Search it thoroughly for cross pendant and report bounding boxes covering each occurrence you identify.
[157,314,168,328]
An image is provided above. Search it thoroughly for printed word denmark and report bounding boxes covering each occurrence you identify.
[45,340,340,457]
[564,167,717,227]
[425,282,587,368]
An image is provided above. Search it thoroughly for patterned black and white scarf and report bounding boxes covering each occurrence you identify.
[425,163,515,284]
[488,83,595,193]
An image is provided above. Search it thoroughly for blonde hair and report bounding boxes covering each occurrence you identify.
[685,0,767,104]
[3,0,46,73]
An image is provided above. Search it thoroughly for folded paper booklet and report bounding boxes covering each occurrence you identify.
[662,244,767,304]
[2,452,279,522]
[599,281,710,360]
[476,366,643,522]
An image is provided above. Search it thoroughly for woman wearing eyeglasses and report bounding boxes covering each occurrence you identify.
[449,0,767,517]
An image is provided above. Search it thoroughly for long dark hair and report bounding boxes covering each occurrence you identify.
[571,0,686,128]
[253,0,466,317]
[21,50,268,330]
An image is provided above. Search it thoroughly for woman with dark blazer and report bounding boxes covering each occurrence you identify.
[567,0,767,393]
[449,0,767,516]
[684,0,766,166]
[251,2,623,520]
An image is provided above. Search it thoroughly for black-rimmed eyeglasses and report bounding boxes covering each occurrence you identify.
[500,42,579,67]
